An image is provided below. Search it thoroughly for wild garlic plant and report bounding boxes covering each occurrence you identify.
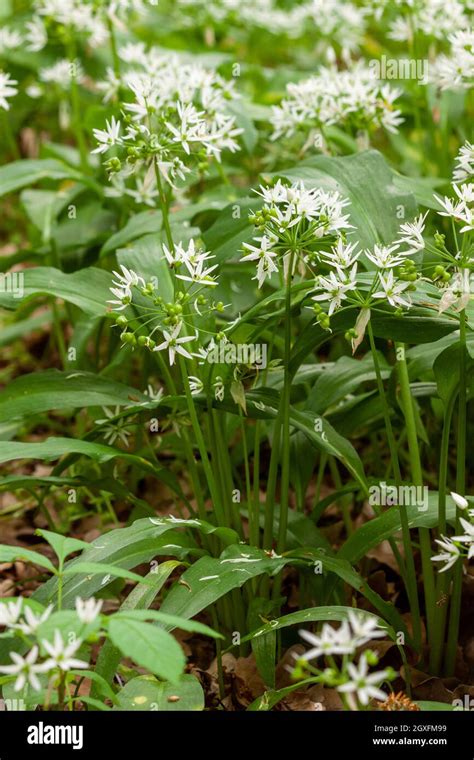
[2,0,474,717]
[0,596,94,710]
[93,55,242,209]
[432,492,474,572]
[271,64,403,152]
[294,613,396,711]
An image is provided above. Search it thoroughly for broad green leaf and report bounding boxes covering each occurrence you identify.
[434,343,473,403]
[0,438,180,495]
[33,517,235,608]
[251,390,367,492]
[114,674,204,711]
[391,173,447,210]
[35,529,90,564]
[202,197,260,262]
[266,150,417,250]
[100,198,226,256]
[92,561,182,699]
[0,267,111,315]
[77,697,113,711]
[0,545,56,574]
[286,549,409,642]
[0,313,51,347]
[116,233,173,303]
[160,545,287,622]
[37,611,101,644]
[63,562,157,586]
[52,202,115,251]
[0,370,149,423]
[20,186,82,243]
[0,159,82,197]
[306,353,389,414]
[113,610,221,637]
[118,561,183,612]
[70,670,118,704]
[406,334,460,379]
[371,311,458,345]
[339,492,458,565]
[240,605,388,644]
[100,210,162,255]
[248,598,278,688]
[0,475,141,508]
[247,679,316,711]
[226,100,258,153]
[108,618,185,684]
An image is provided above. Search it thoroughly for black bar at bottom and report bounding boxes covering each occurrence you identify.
[0,710,473,758]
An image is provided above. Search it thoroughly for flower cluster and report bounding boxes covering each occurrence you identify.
[241,180,353,288]
[309,213,427,340]
[32,0,107,48]
[271,64,403,146]
[430,30,474,91]
[175,0,367,54]
[1,2,155,103]
[93,52,242,201]
[0,70,18,111]
[302,0,368,58]
[369,0,470,44]
[432,141,474,313]
[432,492,474,573]
[108,244,225,367]
[26,0,149,50]
[294,612,395,709]
[0,597,102,693]
[175,0,306,38]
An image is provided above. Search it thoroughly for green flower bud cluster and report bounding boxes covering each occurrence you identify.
[398,259,418,282]
[345,327,358,342]
[312,302,330,330]
[432,264,452,282]
[248,207,277,232]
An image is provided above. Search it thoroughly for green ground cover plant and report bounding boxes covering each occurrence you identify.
[0,0,473,713]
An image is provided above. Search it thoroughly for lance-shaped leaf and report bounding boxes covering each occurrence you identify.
[0,267,111,315]
[0,370,149,423]
[0,438,181,495]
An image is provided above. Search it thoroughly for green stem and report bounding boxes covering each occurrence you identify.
[445,310,467,675]
[1,110,20,160]
[313,452,327,511]
[179,358,226,526]
[329,457,352,536]
[154,159,174,251]
[240,411,257,546]
[57,563,64,612]
[262,409,282,551]
[67,41,88,174]
[430,393,456,674]
[218,413,241,533]
[51,302,67,367]
[396,341,435,650]
[106,15,121,80]
[252,420,262,546]
[368,324,421,651]
[276,252,295,555]
[252,338,274,549]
